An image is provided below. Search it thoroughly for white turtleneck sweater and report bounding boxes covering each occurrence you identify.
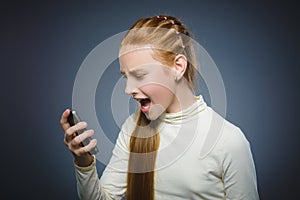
[74,96,259,200]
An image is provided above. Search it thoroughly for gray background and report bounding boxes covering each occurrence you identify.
[1,0,299,199]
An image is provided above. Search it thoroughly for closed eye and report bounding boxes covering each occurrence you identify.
[120,68,148,80]
[134,72,147,79]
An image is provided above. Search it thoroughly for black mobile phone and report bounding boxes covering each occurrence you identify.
[67,110,99,155]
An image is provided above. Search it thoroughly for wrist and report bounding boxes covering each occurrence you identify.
[74,154,94,167]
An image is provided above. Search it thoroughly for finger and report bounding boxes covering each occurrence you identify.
[65,121,88,142]
[65,121,88,136]
[72,129,94,146]
[60,108,71,130]
[74,139,97,156]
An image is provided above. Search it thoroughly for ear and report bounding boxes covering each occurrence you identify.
[173,54,187,81]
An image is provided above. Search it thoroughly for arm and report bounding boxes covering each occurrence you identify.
[60,108,101,199]
[221,127,260,200]
[73,115,134,200]
[75,157,102,200]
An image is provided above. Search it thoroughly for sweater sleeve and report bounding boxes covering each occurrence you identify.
[74,115,134,200]
[74,157,102,200]
[221,127,260,200]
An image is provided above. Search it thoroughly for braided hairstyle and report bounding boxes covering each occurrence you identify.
[120,15,197,200]
[121,15,197,89]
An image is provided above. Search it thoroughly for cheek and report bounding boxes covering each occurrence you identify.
[139,67,176,106]
[141,84,175,106]
[142,71,176,97]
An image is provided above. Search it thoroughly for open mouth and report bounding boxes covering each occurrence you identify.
[139,98,151,113]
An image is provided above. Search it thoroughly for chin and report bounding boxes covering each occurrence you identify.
[145,104,165,121]
[144,112,159,121]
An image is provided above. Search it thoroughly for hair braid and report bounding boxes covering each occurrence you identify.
[122,15,197,200]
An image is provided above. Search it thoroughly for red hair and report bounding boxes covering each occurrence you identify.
[120,15,197,200]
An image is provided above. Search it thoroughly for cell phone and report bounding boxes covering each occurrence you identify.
[67,110,99,155]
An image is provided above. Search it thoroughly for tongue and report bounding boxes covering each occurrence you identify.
[141,98,150,106]
[140,99,151,112]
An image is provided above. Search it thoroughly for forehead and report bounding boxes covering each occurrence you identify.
[119,48,162,70]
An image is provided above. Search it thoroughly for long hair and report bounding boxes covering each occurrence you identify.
[120,15,197,200]
[127,111,159,200]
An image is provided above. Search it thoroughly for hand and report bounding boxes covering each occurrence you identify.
[60,109,97,167]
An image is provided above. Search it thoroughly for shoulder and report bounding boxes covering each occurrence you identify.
[112,113,137,155]
[116,112,137,144]
[120,112,137,136]
[219,120,250,154]
[214,115,253,164]
[201,107,250,158]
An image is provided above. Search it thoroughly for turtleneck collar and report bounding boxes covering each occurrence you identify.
[159,95,207,124]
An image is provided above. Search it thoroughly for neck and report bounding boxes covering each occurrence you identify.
[166,82,196,113]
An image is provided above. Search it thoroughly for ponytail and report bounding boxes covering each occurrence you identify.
[122,15,196,199]
[126,111,160,200]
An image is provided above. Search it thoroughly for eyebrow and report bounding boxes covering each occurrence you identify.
[120,68,146,75]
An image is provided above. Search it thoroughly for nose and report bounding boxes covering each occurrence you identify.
[125,78,138,95]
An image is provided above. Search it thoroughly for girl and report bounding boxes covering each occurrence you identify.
[60,15,259,200]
